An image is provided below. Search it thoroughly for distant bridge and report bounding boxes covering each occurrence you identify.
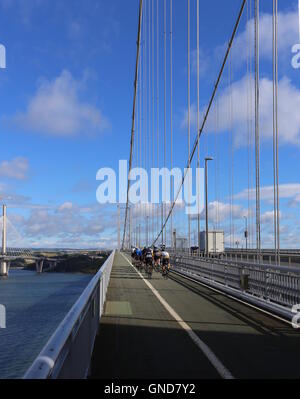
[0,248,104,276]
[0,249,65,275]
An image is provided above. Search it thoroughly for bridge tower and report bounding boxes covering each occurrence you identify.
[0,261,8,277]
[35,259,44,274]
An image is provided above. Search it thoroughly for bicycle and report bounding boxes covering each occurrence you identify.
[153,258,161,273]
[161,261,170,279]
[146,260,153,279]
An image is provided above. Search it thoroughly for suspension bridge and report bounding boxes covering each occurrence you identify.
[3,0,300,379]
[0,205,95,275]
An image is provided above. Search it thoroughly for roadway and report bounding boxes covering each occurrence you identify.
[90,252,300,379]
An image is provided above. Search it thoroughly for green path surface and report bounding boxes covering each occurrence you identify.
[90,252,300,379]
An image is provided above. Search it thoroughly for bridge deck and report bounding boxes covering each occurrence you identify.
[90,252,300,379]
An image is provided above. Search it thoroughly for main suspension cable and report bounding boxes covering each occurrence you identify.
[122,0,144,250]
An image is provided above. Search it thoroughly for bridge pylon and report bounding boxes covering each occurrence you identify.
[35,259,44,274]
[0,261,10,277]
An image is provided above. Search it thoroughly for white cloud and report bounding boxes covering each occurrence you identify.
[182,9,300,146]
[235,183,300,206]
[217,75,300,147]
[191,48,211,78]
[261,210,282,225]
[183,74,300,147]
[198,201,247,225]
[58,202,73,212]
[14,70,109,137]
[20,204,110,239]
[0,157,29,180]
[0,197,117,248]
[0,182,7,193]
[190,10,299,84]
[231,10,299,68]
[181,103,198,130]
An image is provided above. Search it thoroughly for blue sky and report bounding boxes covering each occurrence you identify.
[0,0,299,249]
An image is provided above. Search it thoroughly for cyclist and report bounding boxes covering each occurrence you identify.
[135,247,142,270]
[153,246,162,271]
[142,247,147,263]
[135,247,142,261]
[161,248,171,278]
[131,247,136,260]
[131,247,138,268]
[144,247,154,278]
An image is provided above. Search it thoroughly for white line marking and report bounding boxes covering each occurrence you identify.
[172,269,295,328]
[121,253,234,380]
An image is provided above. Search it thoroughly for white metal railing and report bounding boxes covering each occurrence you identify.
[170,251,300,320]
[226,248,300,254]
[168,247,300,267]
[23,250,115,379]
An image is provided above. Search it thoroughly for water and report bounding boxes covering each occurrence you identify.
[0,270,92,379]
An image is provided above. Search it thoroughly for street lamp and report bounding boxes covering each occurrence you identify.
[205,157,213,257]
[146,215,149,247]
[244,216,248,250]
[117,204,120,251]
[128,206,132,250]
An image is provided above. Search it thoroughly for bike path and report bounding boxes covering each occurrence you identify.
[90,251,220,379]
[91,252,300,379]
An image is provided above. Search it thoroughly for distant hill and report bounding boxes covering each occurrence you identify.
[20,251,111,274]
[49,253,110,274]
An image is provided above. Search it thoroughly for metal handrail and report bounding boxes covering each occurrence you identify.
[226,248,300,254]
[23,250,115,379]
[169,249,300,274]
[170,252,300,312]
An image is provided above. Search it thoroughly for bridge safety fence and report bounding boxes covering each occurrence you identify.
[23,250,116,379]
[169,250,300,320]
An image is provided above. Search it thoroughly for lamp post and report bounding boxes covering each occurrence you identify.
[205,157,213,257]
[128,206,131,250]
[244,216,248,251]
[146,215,149,247]
[139,223,141,248]
[117,204,120,251]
